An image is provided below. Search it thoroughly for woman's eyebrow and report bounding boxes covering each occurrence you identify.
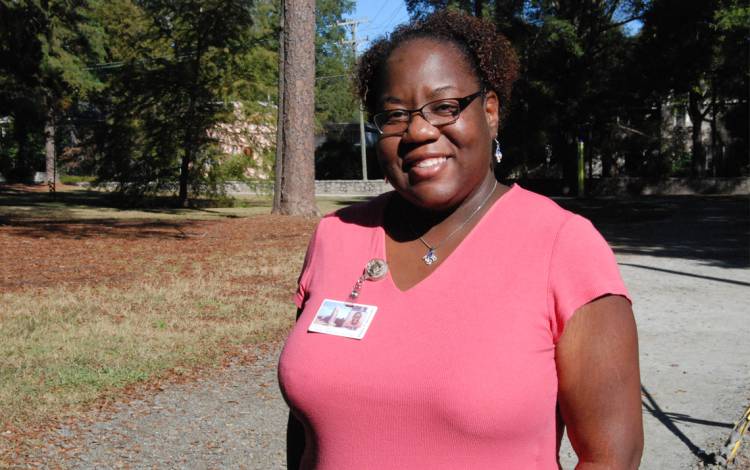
[381,85,459,107]
[427,85,458,98]
[382,96,403,105]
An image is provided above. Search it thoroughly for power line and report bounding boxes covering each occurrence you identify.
[368,1,390,26]
[365,2,404,36]
[380,2,407,32]
[85,53,196,71]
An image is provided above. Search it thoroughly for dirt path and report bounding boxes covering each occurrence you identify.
[17,195,750,469]
[29,343,289,469]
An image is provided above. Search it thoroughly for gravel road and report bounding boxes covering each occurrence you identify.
[31,344,289,469]
[28,195,750,469]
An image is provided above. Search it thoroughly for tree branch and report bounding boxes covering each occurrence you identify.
[600,15,644,33]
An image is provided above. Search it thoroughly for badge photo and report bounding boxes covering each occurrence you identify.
[308,299,378,340]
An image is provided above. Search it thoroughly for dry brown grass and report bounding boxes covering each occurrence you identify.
[1,246,300,426]
[0,186,333,463]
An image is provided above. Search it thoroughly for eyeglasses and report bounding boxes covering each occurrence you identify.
[372,91,484,135]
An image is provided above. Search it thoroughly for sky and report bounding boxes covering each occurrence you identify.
[343,2,642,48]
[344,0,411,53]
[334,1,643,140]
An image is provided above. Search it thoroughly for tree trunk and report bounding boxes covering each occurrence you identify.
[602,149,613,177]
[179,94,198,207]
[272,0,285,213]
[709,80,721,176]
[178,88,196,207]
[178,32,205,208]
[276,0,318,216]
[559,135,577,195]
[657,99,670,177]
[45,107,56,190]
[178,146,191,207]
[688,90,706,177]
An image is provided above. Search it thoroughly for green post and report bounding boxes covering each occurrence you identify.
[577,139,585,197]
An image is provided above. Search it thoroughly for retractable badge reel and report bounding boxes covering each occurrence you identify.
[350,259,388,300]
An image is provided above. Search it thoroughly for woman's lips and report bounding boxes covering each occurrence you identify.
[414,156,447,168]
[407,156,449,180]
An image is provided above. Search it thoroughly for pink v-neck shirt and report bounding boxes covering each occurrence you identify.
[278,184,630,469]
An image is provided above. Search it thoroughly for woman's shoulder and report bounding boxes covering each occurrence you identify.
[502,184,579,227]
[505,184,613,254]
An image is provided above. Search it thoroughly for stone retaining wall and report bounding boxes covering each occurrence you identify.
[219,180,392,196]
[314,180,392,196]
[25,177,750,196]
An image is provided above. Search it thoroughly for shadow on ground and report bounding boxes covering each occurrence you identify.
[2,187,748,267]
[0,185,270,211]
[0,185,270,240]
[0,218,216,240]
[640,386,735,466]
[557,196,749,268]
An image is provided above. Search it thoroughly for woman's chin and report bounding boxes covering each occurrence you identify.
[401,185,465,212]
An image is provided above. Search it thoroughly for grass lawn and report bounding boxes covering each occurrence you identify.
[0,185,361,463]
[0,184,365,221]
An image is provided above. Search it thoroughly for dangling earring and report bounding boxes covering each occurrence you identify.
[494,138,503,163]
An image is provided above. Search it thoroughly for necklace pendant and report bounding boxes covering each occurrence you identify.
[423,249,438,265]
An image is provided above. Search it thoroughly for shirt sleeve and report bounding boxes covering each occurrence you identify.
[547,214,631,342]
[294,221,322,309]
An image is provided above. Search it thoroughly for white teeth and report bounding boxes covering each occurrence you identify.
[415,157,447,168]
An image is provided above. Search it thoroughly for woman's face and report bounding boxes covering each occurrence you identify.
[375,38,499,211]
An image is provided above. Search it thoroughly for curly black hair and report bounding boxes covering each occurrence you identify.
[355,10,519,128]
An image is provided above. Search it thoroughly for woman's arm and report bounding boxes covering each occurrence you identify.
[287,411,305,469]
[556,295,644,469]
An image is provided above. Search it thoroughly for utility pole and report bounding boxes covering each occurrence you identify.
[338,18,368,181]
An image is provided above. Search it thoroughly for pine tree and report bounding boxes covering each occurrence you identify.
[273,0,318,215]
[0,0,105,183]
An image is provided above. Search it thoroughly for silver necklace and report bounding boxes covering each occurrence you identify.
[412,179,498,266]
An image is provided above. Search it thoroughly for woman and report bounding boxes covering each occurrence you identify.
[278,10,643,469]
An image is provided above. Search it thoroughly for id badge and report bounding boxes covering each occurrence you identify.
[308,298,378,340]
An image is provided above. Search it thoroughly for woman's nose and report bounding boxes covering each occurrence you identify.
[400,112,441,144]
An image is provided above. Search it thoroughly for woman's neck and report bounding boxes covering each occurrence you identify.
[393,171,499,238]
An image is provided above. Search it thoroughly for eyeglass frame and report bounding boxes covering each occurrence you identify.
[371,90,485,136]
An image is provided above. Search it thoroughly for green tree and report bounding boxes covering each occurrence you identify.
[92,0,256,206]
[0,1,45,178]
[637,0,717,176]
[711,0,748,175]
[145,0,256,206]
[524,1,642,184]
[635,0,747,177]
[314,0,357,128]
[0,0,105,182]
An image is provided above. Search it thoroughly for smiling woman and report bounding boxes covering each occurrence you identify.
[278,10,643,470]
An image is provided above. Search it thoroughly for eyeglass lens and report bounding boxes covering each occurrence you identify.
[373,92,481,134]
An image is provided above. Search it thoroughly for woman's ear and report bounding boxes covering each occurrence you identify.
[483,90,500,136]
